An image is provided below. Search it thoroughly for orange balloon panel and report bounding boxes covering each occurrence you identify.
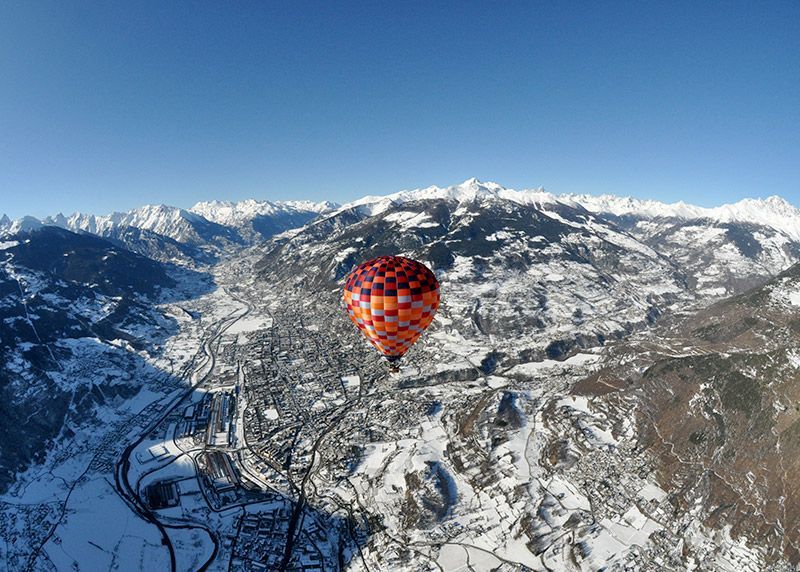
[343,255,440,360]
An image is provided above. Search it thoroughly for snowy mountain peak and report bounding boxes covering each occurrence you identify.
[281,200,338,214]
[710,195,800,239]
[571,192,800,239]
[44,213,69,228]
[723,195,797,217]
[452,177,508,197]
[46,204,200,238]
[330,180,800,244]
[338,178,554,217]
[8,216,44,234]
[765,195,793,208]
[565,194,708,219]
[7,181,800,254]
[453,177,507,196]
[189,198,336,226]
[123,203,202,224]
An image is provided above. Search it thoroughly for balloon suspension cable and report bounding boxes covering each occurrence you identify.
[384,354,401,373]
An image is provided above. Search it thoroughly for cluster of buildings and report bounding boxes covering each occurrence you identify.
[544,391,704,569]
[237,308,382,481]
[232,506,333,572]
[204,390,237,446]
[144,480,180,509]
[200,450,240,494]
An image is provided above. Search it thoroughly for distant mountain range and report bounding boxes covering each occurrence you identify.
[5,178,800,308]
[6,178,800,247]
[5,179,800,277]
[1,199,337,263]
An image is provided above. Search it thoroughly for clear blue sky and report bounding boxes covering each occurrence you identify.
[1,1,798,218]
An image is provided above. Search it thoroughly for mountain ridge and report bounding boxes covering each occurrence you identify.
[334,178,800,232]
[4,179,798,240]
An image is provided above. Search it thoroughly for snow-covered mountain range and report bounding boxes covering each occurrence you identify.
[0,199,337,261]
[572,192,800,235]
[4,178,800,300]
[190,198,336,226]
[332,178,800,236]
[5,178,800,245]
[189,198,337,242]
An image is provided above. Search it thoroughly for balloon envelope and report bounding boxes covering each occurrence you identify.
[343,255,440,361]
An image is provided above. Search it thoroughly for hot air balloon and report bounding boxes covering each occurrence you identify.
[343,255,440,362]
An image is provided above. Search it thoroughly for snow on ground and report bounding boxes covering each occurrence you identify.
[383,210,439,229]
[333,246,357,265]
[557,394,619,450]
[349,391,548,571]
[787,351,800,369]
[129,435,188,485]
[169,526,216,572]
[507,352,601,377]
[769,276,800,307]
[486,376,508,389]
[199,287,248,322]
[2,448,91,505]
[637,483,668,503]
[136,455,197,494]
[43,477,170,572]
[436,544,470,571]
[682,521,765,572]
[495,407,532,483]
[225,315,273,334]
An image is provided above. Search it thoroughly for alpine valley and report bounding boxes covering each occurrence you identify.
[3,179,800,571]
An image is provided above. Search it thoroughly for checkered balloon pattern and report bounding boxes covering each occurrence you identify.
[343,255,440,360]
